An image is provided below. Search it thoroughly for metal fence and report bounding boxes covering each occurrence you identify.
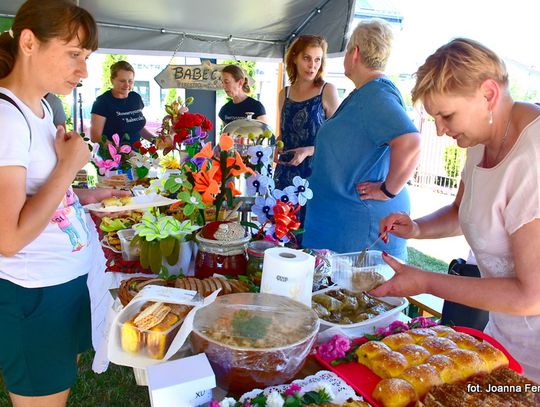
[410,117,465,195]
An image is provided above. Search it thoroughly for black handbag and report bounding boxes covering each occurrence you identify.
[440,258,489,330]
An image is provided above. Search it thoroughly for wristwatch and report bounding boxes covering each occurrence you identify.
[380,181,396,199]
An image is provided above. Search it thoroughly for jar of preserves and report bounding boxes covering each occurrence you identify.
[246,240,278,284]
[194,222,250,279]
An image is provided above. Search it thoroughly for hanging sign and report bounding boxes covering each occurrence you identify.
[154,61,254,91]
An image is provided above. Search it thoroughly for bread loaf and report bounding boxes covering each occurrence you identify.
[370,350,409,378]
[381,332,415,350]
[396,343,431,366]
[372,378,417,407]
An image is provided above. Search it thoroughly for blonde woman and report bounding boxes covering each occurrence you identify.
[374,38,540,381]
[303,20,420,259]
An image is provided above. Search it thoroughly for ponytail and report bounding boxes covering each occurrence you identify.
[0,31,17,78]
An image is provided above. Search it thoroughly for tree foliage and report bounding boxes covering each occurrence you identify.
[100,54,128,95]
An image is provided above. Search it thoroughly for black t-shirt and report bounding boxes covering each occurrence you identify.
[91,90,146,145]
[218,96,266,124]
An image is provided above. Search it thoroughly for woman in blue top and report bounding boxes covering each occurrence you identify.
[90,61,154,145]
[274,35,339,190]
[303,20,421,259]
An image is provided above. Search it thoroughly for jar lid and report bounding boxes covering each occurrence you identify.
[247,240,278,256]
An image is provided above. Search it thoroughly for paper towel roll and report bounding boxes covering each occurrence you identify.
[260,247,315,306]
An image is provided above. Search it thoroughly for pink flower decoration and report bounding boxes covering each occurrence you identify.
[387,320,409,334]
[410,316,437,328]
[285,383,301,396]
[317,334,351,361]
[208,401,220,407]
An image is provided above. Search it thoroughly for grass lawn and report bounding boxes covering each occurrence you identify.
[0,246,448,406]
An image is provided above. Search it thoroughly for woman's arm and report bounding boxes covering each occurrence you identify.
[255,114,268,123]
[322,82,340,118]
[90,113,106,143]
[372,218,540,316]
[0,128,90,256]
[357,132,420,201]
[140,127,154,140]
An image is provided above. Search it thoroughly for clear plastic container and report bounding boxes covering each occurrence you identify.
[117,228,140,261]
[118,301,185,359]
[331,250,394,292]
[190,292,319,394]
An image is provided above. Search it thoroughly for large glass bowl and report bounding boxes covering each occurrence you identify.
[190,292,319,394]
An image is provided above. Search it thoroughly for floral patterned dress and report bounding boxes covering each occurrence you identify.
[274,83,327,190]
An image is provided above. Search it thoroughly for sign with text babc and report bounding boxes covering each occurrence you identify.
[154,61,254,91]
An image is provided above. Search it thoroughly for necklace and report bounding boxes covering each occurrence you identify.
[483,103,514,168]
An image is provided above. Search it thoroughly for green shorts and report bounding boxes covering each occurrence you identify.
[0,274,91,397]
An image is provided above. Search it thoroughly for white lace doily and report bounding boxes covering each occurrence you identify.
[238,370,362,404]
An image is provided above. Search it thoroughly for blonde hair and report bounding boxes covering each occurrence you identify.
[412,38,508,104]
[221,64,250,93]
[347,19,393,70]
[285,35,328,85]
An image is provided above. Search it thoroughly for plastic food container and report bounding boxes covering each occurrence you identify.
[118,301,185,359]
[312,286,408,338]
[331,250,395,292]
[190,292,319,394]
[117,228,139,261]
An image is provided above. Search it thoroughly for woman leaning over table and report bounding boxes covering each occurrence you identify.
[273,35,339,190]
[372,38,540,381]
[302,20,420,259]
[0,1,125,405]
[90,60,154,146]
[219,64,267,125]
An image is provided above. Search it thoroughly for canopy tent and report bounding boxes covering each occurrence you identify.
[0,0,355,60]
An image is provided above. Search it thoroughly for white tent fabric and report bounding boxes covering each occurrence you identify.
[1,0,355,60]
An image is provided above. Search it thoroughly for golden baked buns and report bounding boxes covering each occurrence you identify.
[396,343,431,366]
[370,350,410,378]
[407,328,437,343]
[101,197,123,207]
[420,335,458,354]
[426,354,461,383]
[474,342,509,371]
[429,325,455,337]
[121,320,143,353]
[372,378,417,407]
[147,312,180,359]
[398,364,443,399]
[445,348,489,381]
[445,331,480,350]
[382,332,415,350]
[119,196,133,205]
[355,340,392,368]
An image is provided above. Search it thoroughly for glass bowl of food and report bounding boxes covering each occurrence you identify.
[190,293,319,394]
[331,250,395,292]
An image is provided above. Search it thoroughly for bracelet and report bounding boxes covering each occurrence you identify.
[380,181,396,199]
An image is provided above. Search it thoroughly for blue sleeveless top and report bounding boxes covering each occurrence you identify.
[274,83,327,189]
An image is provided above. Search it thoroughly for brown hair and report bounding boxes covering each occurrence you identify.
[0,0,98,79]
[412,38,508,104]
[347,20,393,70]
[221,64,250,93]
[110,60,135,79]
[285,35,328,85]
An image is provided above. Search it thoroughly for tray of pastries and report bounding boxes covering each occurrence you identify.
[315,325,523,407]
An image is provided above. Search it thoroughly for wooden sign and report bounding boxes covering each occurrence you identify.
[154,61,254,90]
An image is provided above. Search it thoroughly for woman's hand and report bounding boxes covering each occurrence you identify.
[280,146,314,166]
[356,181,390,201]
[54,126,90,175]
[369,252,429,298]
[379,212,420,239]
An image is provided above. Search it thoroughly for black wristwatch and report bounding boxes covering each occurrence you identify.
[380,181,396,199]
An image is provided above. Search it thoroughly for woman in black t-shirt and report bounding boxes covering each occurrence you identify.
[218,64,267,125]
[90,61,153,145]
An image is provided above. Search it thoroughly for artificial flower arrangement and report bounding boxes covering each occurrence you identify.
[317,317,438,366]
[129,139,160,180]
[210,382,334,407]
[92,133,133,177]
[156,96,212,157]
[249,174,313,245]
[131,208,200,274]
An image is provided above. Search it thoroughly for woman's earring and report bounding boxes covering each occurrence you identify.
[488,110,493,125]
